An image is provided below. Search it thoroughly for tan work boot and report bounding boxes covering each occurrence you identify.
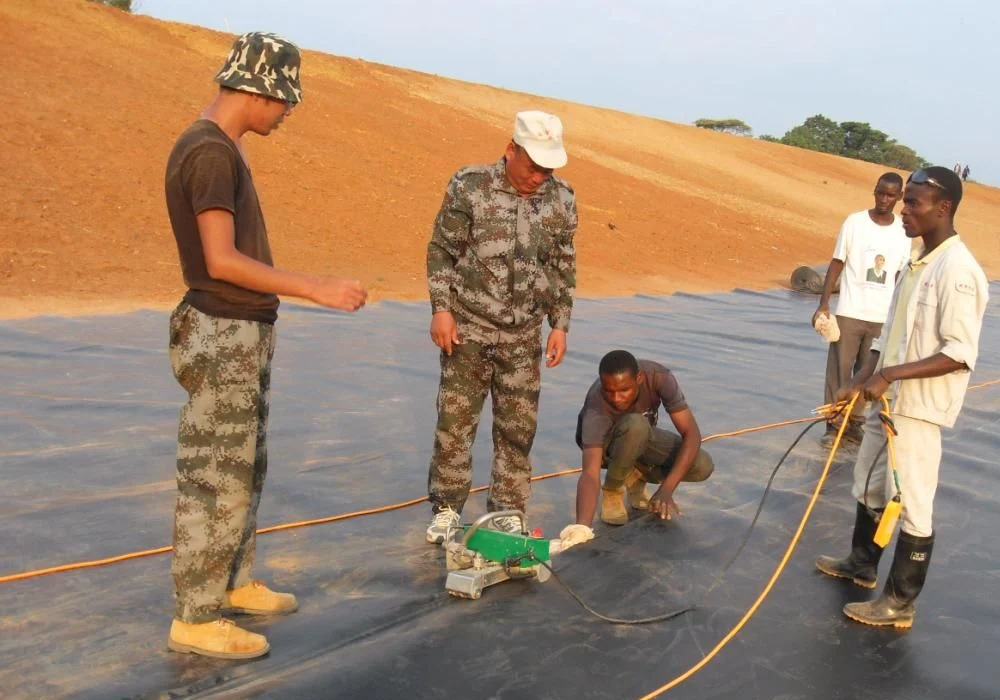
[600,486,629,525]
[167,618,269,659]
[624,468,650,510]
[225,579,299,615]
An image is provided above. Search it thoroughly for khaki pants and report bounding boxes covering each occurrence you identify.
[851,406,941,538]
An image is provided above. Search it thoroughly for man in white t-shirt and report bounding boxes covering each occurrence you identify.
[812,173,910,445]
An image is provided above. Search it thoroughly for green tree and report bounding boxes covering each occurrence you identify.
[840,121,891,163]
[780,114,843,154]
[694,118,753,136]
[758,134,781,143]
[881,143,927,171]
[776,114,929,170]
[90,0,133,11]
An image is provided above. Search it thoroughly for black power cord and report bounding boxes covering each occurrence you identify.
[532,416,835,625]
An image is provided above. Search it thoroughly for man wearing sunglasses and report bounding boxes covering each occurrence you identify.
[812,173,911,447]
[164,32,367,660]
[816,166,988,629]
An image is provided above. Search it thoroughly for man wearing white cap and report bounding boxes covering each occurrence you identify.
[424,111,578,541]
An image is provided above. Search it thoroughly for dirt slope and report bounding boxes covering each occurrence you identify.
[2,0,998,319]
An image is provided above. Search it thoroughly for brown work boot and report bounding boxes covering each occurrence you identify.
[167,618,269,659]
[842,421,865,445]
[624,468,650,510]
[600,486,629,525]
[225,579,299,615]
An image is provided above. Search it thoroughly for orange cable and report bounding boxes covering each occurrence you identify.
[2,379,995,586]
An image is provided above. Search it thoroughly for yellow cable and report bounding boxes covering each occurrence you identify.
[638,390,917,698]
[1,379,994,586]
[636,392,863,699]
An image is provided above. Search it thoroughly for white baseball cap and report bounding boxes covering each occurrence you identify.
[512,110,568,169]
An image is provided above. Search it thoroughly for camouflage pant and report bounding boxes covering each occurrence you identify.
[168,302,275,623]
[428,326,542,514]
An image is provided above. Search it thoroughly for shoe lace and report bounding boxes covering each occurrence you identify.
[432,507,458,528]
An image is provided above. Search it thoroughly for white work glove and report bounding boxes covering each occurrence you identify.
[549,524,595,554]
[813,312,841,343]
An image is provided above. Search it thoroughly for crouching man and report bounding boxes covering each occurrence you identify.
[560,350,715,548]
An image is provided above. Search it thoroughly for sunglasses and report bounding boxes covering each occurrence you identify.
[907,169,949,192]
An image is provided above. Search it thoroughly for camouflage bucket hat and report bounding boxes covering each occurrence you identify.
[214,31,303,104]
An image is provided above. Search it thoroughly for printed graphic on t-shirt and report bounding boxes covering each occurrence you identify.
[863,249,889,286]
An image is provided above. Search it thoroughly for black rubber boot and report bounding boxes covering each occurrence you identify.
[815,501,885,588]
[843,531,934,629]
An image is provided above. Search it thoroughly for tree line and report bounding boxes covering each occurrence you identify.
[696,114,928,171]
[90,0,134,11]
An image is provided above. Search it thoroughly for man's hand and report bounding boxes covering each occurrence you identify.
[430,311,461,355]
[556,523,594,552]
[309,278,367,312]
[649,485,682,521]
[861,369,891,402]
[835,370,888,409]
[834,379,862,404]
[811,305,830,328]
[545,328,567,368]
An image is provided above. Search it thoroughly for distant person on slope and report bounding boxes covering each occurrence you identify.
[811,173,909,447]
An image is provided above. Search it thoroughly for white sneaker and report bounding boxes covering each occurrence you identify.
[426,507,461,544]
[490,514,524,535]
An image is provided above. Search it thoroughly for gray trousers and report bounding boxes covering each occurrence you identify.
[824,315,883,423]
[603,413,715,488]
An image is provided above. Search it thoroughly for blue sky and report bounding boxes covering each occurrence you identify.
[140,0,998,186]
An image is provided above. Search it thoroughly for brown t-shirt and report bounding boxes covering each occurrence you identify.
[165,120,279,323]
[576,360,688,448]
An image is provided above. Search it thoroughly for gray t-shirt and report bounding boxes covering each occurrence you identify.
[576,360,688,448]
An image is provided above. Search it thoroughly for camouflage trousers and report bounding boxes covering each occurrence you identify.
[168,302,276,623]
[428,325,542,514]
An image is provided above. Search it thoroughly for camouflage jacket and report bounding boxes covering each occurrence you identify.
[427,157,577,332]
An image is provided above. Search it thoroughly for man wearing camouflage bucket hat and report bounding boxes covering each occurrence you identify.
[164,31,366,660]
[214,31,304,104]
